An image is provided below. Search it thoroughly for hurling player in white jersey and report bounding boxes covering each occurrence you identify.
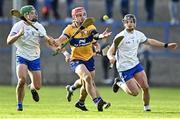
[107,14,177,111]
[7,5,57,111]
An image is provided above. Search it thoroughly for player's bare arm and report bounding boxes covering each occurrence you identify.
[45,36,59,48]
[107,43,116,65]
[92,28,112,41]
[7,27,24,45]
[52,34,71,61]
[56,35,68,45]
[44,37,57,52]
[146,38,178,49]
[54,35,69,52]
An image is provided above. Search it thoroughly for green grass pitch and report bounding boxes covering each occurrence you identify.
[0,86,180,118]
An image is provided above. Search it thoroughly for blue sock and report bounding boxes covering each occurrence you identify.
[17,103,23,109]
[93,97,102,104]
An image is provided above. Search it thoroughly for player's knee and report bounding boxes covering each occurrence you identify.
[83,74,92,83]
[17,79,26,87]
[18,75,26,81]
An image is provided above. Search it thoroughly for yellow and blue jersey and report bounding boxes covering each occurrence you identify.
[63,24,97,61]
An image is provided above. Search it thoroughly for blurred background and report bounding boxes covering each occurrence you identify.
[0,0,180,86]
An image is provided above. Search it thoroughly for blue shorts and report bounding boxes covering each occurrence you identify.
[119,63,144,82]
[70,57,95,72]
[16,56,41,71]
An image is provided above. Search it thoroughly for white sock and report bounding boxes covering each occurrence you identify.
[144,105,150,111]
[117,81,124,87]
[29,84,33,90]
[69,86,74,92]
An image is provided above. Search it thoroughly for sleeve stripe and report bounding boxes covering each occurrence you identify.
[142,38,148,43]
[64,34,70,39]
[10,32,17,36]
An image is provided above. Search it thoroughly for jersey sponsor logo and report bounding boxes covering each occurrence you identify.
[24,29,39,37]
[125,41,131,44]
[129,36,135,39]
[70,35,93,47]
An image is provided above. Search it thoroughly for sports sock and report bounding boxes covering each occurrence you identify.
[78,100,85,105]
[144,105,150,110]
[69,86,76,92]
[93,97,102,104]
[71,85,77,91]
[17,102,23,109]
[117,80,124,87]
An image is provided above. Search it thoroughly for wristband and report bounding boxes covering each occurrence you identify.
[164,43,168,48]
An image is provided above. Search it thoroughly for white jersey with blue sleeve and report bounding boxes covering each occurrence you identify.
[9,20,47,60]
[115,29,147,71]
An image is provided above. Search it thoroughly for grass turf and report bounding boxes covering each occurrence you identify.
[0,86,180,118]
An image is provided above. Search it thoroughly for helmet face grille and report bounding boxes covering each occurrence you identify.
[122,14,136,23]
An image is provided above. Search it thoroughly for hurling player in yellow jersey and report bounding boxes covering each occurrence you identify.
[56,7,111,111]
